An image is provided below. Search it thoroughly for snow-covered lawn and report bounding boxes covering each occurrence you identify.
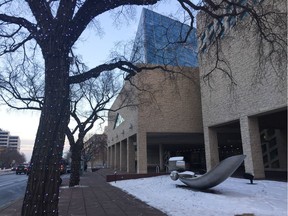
[111,175,287,216]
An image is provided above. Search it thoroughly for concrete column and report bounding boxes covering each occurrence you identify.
[107,147,111,168]
[159,144,164,171]
[111,145,115,169]
[204,126,219,171]
[120,139,127,171]
[137,132,147,173]
[115,142,120,170]
[127,136,136,173]
[109,146,113,168]
[240,116,265,179]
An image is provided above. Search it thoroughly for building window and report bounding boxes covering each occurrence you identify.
[208,30,215,41]
[201,43,207,53]
[113,113,125,129]
[239,11,249,20]
[227,16,236,28]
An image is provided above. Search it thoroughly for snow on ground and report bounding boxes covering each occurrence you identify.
[110,175,287,216]
[0,168,13,175]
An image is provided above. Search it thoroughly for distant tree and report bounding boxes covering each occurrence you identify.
[63,151,72,163]
[0,149,26,169]
[0,1,285,216]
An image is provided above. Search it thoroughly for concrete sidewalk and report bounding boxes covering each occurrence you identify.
[0,169,167,216]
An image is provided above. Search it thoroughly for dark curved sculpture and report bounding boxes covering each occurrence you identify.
[170,155,246,190]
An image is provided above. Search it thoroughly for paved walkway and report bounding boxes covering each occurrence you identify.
[0,169,167,216]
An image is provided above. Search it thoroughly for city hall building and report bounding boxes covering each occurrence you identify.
[106,2,287,180]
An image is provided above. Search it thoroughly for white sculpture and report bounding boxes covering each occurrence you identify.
[170,155,246,190]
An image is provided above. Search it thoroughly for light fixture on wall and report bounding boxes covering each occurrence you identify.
[129,123,133,130]
[121,130,125,135]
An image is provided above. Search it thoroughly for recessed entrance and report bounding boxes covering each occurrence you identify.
[146,132,205,173]
[258,109,287,181]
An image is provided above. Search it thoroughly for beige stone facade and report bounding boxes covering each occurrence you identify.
[106,67,204,173]
[197,1,287,178]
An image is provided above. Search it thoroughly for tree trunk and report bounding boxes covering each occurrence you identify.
[69,143,83,187]
[21,53,70,216]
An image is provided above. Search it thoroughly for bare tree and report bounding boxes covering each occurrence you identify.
[65,71,120,187]
[0,149,26,168]
[0,1,285,215]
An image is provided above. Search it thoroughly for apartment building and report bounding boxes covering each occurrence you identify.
[0,129,21,152]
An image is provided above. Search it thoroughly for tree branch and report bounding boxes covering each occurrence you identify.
[69,0,159,46]
[0,34,33,56]
[69,60,138,84]
[0,14,37,34]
